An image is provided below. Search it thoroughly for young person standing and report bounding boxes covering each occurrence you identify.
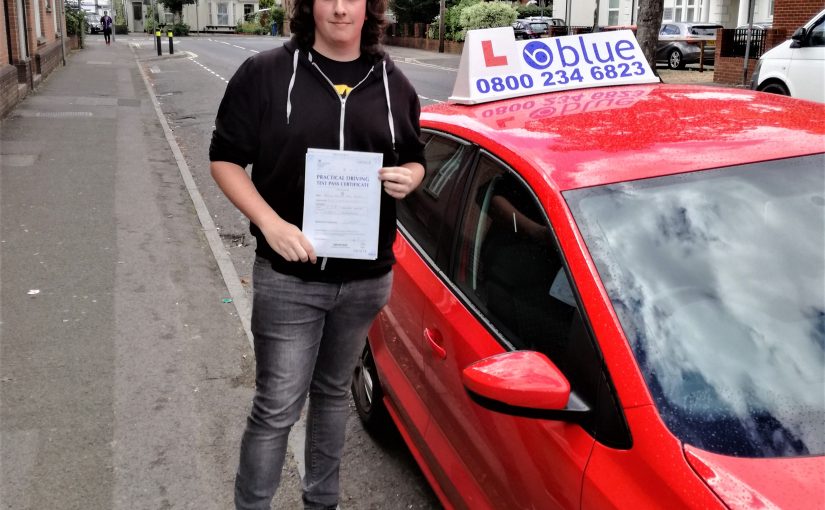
[209,0,426,507]
[100,11,113,44]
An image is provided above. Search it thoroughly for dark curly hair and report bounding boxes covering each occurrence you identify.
[289,0,387,57]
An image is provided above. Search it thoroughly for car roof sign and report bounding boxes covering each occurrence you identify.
[449,27,659,104]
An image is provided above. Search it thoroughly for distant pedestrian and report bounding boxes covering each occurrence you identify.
[101,11,113,44]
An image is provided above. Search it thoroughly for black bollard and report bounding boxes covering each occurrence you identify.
[168,31,174,55]
[155,30,162,56]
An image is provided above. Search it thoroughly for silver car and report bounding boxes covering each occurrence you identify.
[656,22,722,69]
[86,13,102,34]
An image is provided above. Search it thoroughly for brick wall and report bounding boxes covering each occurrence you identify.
[1,0,9,64]
[5,0,26,64]
[384,35,464,54]
[714,28,788,85]
[771,0,824,34]
[41,0,58,41]
[34,37,60,76]
[1,0,67,118]
[1,63,19,117]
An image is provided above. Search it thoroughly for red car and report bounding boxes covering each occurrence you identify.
[353,31,825,510]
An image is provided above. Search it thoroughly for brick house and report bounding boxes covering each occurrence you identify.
[1,0,66,118]
[714,0,824,84]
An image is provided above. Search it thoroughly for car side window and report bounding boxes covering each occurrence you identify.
[808,16,824,46]
[397,131,470,261]
[455,155,576,357]
[453,153,631,447]
[661,24,679,35]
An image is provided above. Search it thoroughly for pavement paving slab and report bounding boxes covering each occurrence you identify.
[1,37,252,509]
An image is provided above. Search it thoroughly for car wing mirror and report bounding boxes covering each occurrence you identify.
[462,351,590,422]
[791,27,807,48]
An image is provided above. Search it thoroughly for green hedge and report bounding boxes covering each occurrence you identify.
[459,2,517,32]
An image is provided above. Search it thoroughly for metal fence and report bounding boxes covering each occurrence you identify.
[720,28,768,59]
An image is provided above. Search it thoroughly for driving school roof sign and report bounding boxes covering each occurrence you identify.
[449,27,659,104]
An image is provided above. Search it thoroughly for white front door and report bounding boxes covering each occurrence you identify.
[132,2,144,33]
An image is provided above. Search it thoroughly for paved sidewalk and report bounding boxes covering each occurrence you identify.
[0,37,252,509]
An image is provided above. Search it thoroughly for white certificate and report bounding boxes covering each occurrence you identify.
[302,148,383,260]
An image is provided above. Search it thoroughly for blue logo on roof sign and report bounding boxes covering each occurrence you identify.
[523,41,554,69]
[449,27,659,105]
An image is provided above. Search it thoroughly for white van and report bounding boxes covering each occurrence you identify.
[751,8,825,103]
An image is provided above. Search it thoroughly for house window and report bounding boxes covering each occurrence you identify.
[608,0,619,25]
[217,2,228,25]
[673,0,684,22]
[34,0,43,37]
[663,7,673,21]
[686,0,696,22]
[244,3,253,17]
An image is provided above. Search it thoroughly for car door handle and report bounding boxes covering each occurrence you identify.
[424,328,447,360]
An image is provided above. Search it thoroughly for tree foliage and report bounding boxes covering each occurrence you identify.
[391,0,440,24]
[64,0,86,36]
[159,0,195,20]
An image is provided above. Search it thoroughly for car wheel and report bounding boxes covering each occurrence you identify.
[667,49,684,70]
[758,81,790,96]
[351,340,390,434]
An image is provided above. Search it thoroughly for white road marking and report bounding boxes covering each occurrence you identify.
[396,57,457,72]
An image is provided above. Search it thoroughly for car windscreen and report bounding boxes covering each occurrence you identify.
[564,154,825,458]
[689,26,720,36]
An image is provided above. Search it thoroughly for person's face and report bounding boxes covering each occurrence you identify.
[313,0,367,56]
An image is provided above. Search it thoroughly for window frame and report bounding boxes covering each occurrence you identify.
[396,129,476,272]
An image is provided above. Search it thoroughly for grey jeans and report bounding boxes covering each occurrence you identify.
[235,258,392,510]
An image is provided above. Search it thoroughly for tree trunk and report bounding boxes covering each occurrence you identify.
[636,0,664,76]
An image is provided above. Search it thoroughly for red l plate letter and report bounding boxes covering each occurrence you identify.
[481,40,508,67]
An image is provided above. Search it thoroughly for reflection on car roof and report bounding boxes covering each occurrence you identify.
[423,85,825,190]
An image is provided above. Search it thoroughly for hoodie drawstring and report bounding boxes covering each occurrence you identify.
[382,61,396,152]
[286,49,299,124]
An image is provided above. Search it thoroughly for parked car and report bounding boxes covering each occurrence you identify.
[86,13,101,34]
[656,22,722,69]
[751,8,824,102]
[526,16,568,36]
[512,19,550,39]
[525,16,565,27]
[353,28,825,510]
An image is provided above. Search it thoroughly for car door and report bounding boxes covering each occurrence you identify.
[373,130,473,445]
[787,13,825,102]
[420,152,622,509]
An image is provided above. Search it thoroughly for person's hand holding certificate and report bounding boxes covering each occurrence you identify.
[302,148,383,260]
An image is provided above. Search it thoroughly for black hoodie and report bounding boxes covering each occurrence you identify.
[210,39,426,282]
